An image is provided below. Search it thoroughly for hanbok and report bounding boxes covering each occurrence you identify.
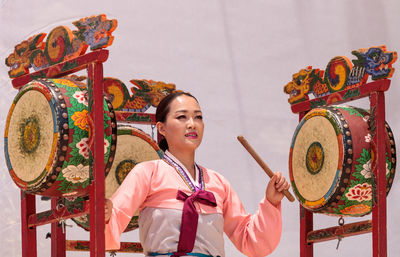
[105,151,282,257]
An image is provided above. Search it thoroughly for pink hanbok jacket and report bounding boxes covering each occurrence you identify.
[105,152,282,257]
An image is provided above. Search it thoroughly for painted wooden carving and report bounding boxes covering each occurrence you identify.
[284,46,397,105]
[103,77,177,111]
[66,240,143,253]
[5,14,117,78]
[307,220,372,243]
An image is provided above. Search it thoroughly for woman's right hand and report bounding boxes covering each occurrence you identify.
[105,199,113,222]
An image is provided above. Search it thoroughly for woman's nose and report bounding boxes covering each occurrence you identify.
[187,118,195,128]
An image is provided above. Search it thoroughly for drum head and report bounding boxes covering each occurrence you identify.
[5,82,58,187]
[290,108,344,210]
[105,125,163,199]
[292,115,340,201]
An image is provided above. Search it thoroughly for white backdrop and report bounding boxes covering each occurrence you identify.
[0,1,399,256]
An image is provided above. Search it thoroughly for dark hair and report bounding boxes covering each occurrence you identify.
[156,91,198,151]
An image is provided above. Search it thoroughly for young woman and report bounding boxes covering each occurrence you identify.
[105,92,290,257]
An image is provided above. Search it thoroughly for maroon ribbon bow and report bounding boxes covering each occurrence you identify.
[174,189,217,256]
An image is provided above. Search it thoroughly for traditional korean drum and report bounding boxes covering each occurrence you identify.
[72,124,163,231]
[4,78,117,197]
[289,106,396,216]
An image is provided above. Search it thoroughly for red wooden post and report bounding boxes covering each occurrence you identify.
[51,198,66,257]
[370,91,387,257]
[300,207,313,257]
[21,191,37,257]
[88,61,106,257]
[298,111,313,257]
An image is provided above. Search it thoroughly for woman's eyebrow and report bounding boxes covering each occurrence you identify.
[175,110,202,113]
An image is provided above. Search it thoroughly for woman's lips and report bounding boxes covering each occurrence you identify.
[185,132,198,138]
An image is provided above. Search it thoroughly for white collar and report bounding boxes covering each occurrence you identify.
[164,150,200,187]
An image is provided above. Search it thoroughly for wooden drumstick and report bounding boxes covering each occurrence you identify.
[237,135,295,202]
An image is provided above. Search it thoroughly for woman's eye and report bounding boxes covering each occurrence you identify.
[177,115,186,120]
[195,115,203,120]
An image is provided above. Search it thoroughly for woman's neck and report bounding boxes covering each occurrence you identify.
[168,148,196,178]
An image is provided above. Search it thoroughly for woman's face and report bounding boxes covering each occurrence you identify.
[157,95,204,153]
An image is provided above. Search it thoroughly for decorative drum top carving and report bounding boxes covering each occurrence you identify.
[5,14,117,79]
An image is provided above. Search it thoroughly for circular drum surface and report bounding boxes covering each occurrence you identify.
[4,78,117,197]
[72,124,163,232]
[291,115,340,202]
[289,106,396,216]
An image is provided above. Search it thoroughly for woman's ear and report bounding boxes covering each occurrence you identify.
[156,121,166,137]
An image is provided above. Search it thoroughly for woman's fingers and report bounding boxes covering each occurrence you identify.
[273,172,290,192]
[273,172,284,188]
[277,180,290,192]
[266,171,291,205]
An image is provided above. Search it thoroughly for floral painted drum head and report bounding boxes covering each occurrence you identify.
[289,106,396,216]
[4,78,117,197]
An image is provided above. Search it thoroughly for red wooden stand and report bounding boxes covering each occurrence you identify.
[17,50,109,257]
[16,49,156,256]
[291,80,390,257]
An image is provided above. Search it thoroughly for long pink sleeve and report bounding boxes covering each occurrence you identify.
[105,161,154,250]
[222,177,282,257]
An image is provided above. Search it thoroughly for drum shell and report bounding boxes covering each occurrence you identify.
[71,124,163,232]
[289,106,396,216]
[4,78,117,197]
